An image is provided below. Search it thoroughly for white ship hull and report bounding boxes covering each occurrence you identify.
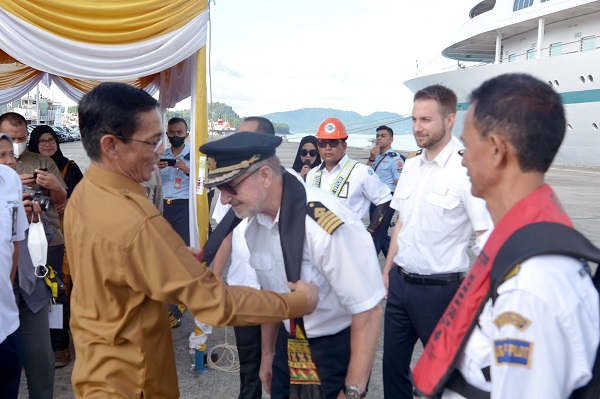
[405,0,600,166]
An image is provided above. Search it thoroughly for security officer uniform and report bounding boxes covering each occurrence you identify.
[370,150,405,256]
[160,144,191,245]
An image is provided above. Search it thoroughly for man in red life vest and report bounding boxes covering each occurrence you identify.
[413,73,599,398]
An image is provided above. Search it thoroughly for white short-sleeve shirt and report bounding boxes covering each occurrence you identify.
[306,154,392,219]
[444,230,600,399]
[0,164,28,343]
[391,140,492,274]
[245,184,386,338]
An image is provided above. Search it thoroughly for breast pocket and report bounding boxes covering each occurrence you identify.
[426,191,461,232]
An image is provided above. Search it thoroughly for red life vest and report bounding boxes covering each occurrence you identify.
[412,184,573,397]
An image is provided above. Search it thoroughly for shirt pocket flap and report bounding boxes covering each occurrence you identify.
[248,252,272,272]
[427,191,460,210]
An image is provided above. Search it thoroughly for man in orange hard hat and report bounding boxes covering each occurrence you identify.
[306,117,392,237]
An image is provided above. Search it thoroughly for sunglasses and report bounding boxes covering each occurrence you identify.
[218,167,260,196]
[300,149,318,157]
[317,140,344,148]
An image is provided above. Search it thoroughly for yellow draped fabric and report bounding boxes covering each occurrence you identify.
[0,61,42,89]
[0,0,206,44]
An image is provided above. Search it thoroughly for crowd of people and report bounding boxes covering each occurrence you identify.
[1,72,599,399]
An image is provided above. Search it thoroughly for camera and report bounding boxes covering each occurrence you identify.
[23,188,53,211]
[32,167,48,180]
[160,158,176,167]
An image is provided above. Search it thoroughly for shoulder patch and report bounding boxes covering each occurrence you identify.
[386,151,398,157]
[306,201,344,234]
[407,149,423,159]
[493,312,531,331]
[494,339,533,368]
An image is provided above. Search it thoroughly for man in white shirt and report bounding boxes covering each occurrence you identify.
[433,74,599,398]
[202,132,385,399]
[381,85,493,398]
[306,117,392,237]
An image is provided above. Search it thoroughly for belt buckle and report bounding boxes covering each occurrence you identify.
[166,199,173,205]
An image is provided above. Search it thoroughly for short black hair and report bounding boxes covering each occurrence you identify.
[168,117,188,131]
[376,125,393,137]
[469,73,565,172]
[243,116,275,135]
[79,82,159,161]
[0,112,27,127]
[414,84,457,118]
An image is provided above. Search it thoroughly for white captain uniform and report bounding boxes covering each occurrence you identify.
[244,183,386,338]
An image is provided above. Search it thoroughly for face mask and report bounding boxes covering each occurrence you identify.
[13,142,26,158]
[28,219,48,270]
[168,136,185,148]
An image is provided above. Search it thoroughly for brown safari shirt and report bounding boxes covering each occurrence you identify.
[64,164,307,398]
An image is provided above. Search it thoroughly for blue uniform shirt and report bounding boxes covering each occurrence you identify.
[372,150,404,192]
[160,144,191,200]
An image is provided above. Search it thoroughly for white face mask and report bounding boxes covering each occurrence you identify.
[13,142,26,158]
[28,219,48,268]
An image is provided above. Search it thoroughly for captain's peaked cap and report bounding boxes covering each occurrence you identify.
[200,132,282,187]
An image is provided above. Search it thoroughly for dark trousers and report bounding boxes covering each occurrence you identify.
[370,202,394,257]
[163,200,190,245]
[48,244,70,352]
[272,323,351,399]
[0,328,23,399]
[19,300,54,398]
[383,267,462,399]
[234,325,262,399]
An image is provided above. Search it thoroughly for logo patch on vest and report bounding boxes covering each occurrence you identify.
[494,339,533,367]
[493,312,531,331]
[307,202,344,234]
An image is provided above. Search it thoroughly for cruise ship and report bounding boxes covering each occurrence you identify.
[404,0,600,166]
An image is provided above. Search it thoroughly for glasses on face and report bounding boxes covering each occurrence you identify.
[317,140,344,148]
[113,134,164,153]
[38,138,56,147]
[218,167,260,196]
[300,149,318,157]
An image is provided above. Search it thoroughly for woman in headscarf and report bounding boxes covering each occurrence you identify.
[291,135,321,181]
[28,125,83,215]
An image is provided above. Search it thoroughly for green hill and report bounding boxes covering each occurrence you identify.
[262,108,412,135]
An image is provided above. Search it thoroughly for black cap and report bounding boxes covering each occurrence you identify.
[200,132,282,187]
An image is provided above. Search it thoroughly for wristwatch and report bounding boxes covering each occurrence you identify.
[344,385,366,399]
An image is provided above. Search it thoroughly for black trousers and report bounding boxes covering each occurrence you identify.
[369,202,394,257]
[234,325,262,399]
[272,323,351,399]
[48,244,69,352]
[163,199,190,245]
[382,267,462,399]
[0,328,23,399]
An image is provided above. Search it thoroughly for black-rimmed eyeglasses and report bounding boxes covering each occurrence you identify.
[113,134,164,153]
[218,168,260,196]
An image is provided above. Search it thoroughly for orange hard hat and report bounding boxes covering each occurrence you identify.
[316,118,348,140]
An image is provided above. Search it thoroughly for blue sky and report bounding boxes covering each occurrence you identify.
[195,0,473,117]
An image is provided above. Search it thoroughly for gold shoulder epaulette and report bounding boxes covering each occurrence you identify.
[306,201,344,234]
[407,149,423,159]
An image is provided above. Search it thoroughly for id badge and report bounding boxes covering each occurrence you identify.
[174,176,182,190]
[49,303,63,329]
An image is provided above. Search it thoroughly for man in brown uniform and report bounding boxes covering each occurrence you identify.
[64,82,319,398]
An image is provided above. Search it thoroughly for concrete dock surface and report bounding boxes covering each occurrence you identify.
[19,138,600,398]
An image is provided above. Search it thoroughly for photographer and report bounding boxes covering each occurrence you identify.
[0,113,70,367]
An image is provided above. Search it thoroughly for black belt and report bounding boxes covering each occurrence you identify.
[398,266,465,285]
[164,199,188,205]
